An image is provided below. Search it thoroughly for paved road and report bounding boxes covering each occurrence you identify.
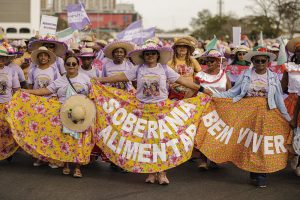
[0,151,299,200]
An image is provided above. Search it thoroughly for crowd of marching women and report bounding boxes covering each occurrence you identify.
[0,32,300,188]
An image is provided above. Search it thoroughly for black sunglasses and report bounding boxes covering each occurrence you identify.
[143,51,158,56]
[66,62,77,67]
[205,59,216,64]
[238,52,246,56]
[254,59,267,64]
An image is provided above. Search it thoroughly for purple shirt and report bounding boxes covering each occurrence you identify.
[29,57,66,76]
[9,63,26,82]
[47,73,90,103]
[0,66,20,103]
[103,60,134,91]
[28,66,60,89]
[125,63,180,103]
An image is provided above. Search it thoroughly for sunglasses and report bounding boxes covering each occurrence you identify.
[205,59,216,64]
[143,51,158,56]
[238,52,246,56]
[66,62,77,67]
[254,59,267,64]
[81,57,94,60]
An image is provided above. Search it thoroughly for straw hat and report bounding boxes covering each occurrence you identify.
[173,36,197,52]
[0,45,16,58]
[31,46,56,65]
[60,95,96,132]
[70,42,80,52]
[81,35,93,42]
[95,39,108,47]
[244,47,276,62]
[287,37,300,53]
[268,43,280,52]
[103,41,134,59]
[199,49,226,62]
[11,40,27,48]
[78,48,95,57]
[232,45,250,55]
[29,39,67,57]
[128,42,173,65]
[85,42,96,48]
[191,48,204,59]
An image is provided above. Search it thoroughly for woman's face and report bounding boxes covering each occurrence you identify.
[205,57,219,71]
[252,55,269,71]
[81,56,94,67]
[0,56,7,67]
[112,48,126,63]
[176,45,188,56]
[18,46,27,54]
[38,52,50,65]
[237,51,247,61]
[143,50,159,65]
[65,57,79,75]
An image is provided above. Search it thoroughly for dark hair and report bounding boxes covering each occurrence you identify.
[64,55,80,65]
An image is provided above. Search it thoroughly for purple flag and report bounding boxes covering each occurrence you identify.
[67,3,91,30]
[117,20,155,45]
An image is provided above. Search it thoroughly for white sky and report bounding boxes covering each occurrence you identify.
[117,0,253,30]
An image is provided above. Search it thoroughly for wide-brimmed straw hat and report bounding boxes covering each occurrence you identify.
[31,46,56,65]
[287,37,300,53]
[81,35,93,42]
[70,42,80,52]
[173,36,197,53]
[60,95,96,132]
[128,42,173,65]
[78,48,95,57]
[192,48,204,59]
[199,49,226,62]
[11,40,27,48]
[96,39,108,47]
[232,45,250,55]
[0,45,15,58]
[244,47,276,62]
[267,43,280,52]
[103,41,134,59]
[29,39,67,57]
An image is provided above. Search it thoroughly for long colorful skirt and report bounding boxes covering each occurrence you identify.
[0,103,19,160]
[6,91,95,165]
[285,93,300,125]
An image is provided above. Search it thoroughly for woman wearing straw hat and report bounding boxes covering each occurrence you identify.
[227,45,251,85]
[96,42,212,185]
[102,41,135,92]
[0,45,20,161]
[194,49,231,170]
[29,38,68,76]
[168,36,202,100]
[214,48,290,188]
[22,55,94,178]
[78,48,101,78]
[282,37,300,175]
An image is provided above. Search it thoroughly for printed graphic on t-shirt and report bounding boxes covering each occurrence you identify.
[110,71,127,90]
[247,78,268,97]
[36,75,51,89]
[73,82,86,94]
[142,75,160,97]
[175,64,193,76]
[0,74,8,95]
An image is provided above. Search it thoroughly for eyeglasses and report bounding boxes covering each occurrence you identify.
[254,59,267,64]
[143,51,158,56]
[238,52,246,56]
[205,59,216,64]
[66,62,77,67]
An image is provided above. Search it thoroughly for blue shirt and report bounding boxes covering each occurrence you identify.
[214,68,291,121]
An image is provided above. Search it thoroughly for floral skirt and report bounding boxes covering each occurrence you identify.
[0,103,19,160]
[285,93,300,125]
[6,91,95,164]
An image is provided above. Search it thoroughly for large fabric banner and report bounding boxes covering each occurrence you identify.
[91,83,210,173]
[67,2,91,30]
[195,97,291,173]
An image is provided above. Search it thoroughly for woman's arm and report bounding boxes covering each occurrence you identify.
[96,72,129,83]
[22,88,53,96]
[175,76,212,96]
[281,71,288,93]
[226,74,232,90]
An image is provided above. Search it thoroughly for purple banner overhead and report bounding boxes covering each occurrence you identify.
[116,20,156,45]
[67,2,91,30]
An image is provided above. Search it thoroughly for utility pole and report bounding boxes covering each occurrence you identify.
[218,0,224,17]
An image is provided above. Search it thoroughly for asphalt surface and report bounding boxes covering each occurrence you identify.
[0,151,299,200]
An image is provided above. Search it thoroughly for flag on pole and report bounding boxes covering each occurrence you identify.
[116,20,155,45]
[67,2,91,30]
[206,35,218,51]
[259,31,264,46]
[277,37,288,65]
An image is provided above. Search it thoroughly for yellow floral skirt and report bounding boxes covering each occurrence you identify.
[6,91,95,164]
[0,103,19,160]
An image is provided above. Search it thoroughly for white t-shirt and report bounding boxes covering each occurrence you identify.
[79,66,101,78]
[0,66,20,103]
[125,63,180,103]
[247,70,268,97]
[47,73,90,103]
[28,66,60,89]
[9,63,26,82]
